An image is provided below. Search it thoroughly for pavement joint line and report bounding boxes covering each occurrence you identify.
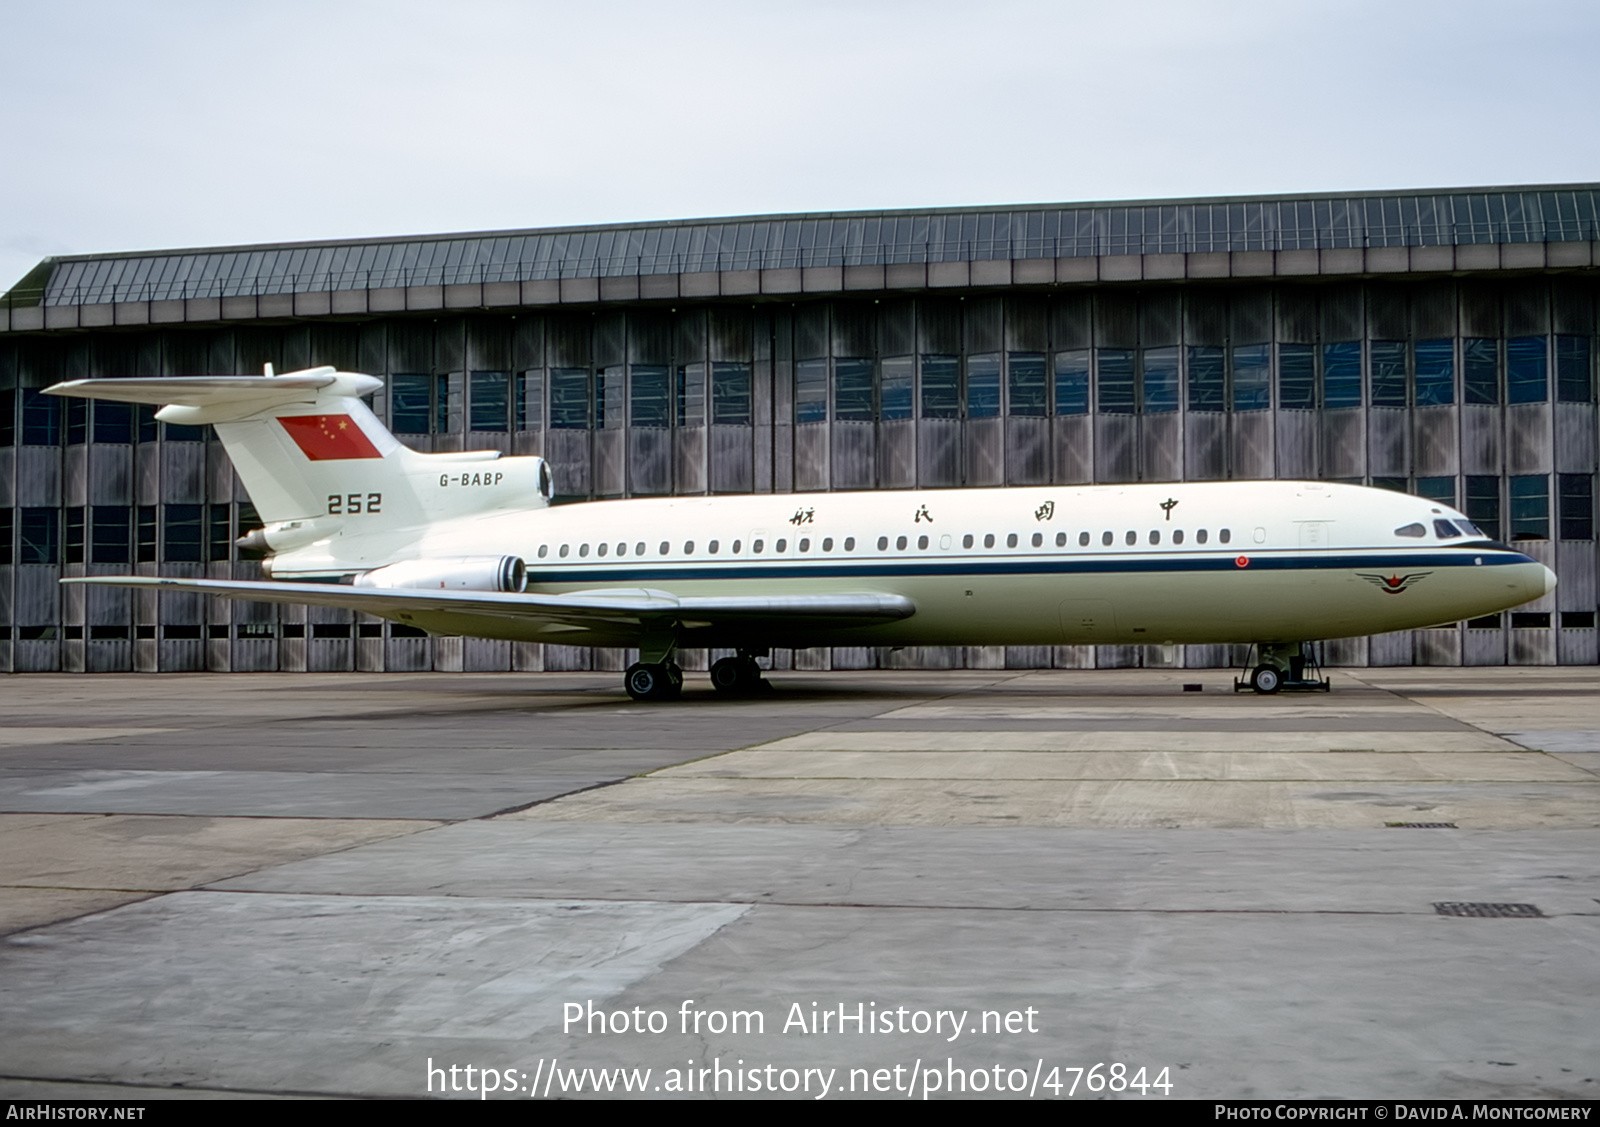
[479,778,629,819]
[113,887,1600,918]
[0,1073,371,1101]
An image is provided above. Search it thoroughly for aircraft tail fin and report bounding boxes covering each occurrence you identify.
[45,368,553,578]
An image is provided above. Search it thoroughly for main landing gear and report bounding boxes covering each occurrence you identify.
[624,660,682,702]
[710,650,771,696]
[1233,642,1331,695]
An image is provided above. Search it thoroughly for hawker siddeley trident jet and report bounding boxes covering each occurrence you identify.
[45,367,1555,701]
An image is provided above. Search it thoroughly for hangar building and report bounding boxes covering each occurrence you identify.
[0,184,1595,673]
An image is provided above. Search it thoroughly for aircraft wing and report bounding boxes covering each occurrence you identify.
[59,576,916,632]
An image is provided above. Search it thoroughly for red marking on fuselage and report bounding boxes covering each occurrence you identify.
[279,414,383,460]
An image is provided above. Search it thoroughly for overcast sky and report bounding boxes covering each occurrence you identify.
[3,0,1598,290]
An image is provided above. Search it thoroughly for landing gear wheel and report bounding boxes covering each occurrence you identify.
[709,656,763,695]
[625,662,681,702]
[1251,664,1282,695]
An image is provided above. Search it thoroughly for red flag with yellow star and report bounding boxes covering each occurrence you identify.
[278,414,383,460]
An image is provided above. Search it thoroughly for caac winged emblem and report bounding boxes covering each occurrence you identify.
[1358,571,1432,595]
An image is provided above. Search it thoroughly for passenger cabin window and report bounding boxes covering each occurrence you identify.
[799,538,810,552]
[984,534,995,548]
[1197,530,1208,544]
[1031,533,1043,548]
[733,540,742,553]
[1173,530,1184,545]
[1007,533,1018,548]
[579,543,590,557]
[1149,530,1159,545]
[877,536,889,551]
[1055,532,1067,547]
[1395,523,1427,538]
[635,542,645,556]
[1125,531,1137,546]
[1219,529,1231,544]
[776,538,787,552]
[822,537,833,551]
[963,534,974,548]
[1102,531,1113,546]
[753,539,764,553]
[538,545,548,558]
[708,540,719,554]
[684,541,694,554]
[659,541,670,555]
[896,535,908,550]
[597,543,607,556]
[1079,532,1090,547]
[917,535,929,550]
[559,544,570,558]
[844,537,855,550]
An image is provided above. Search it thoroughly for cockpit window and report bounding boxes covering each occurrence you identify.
[1457,520,1485,538]
[1394,522,1427,538]
[1433,519,1462,539]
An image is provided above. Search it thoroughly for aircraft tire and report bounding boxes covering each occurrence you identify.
[710,657,744,693]
[624,662,677,702]
[1250,664,1282,695]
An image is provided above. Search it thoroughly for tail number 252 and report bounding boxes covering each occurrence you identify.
[328,492,382,515]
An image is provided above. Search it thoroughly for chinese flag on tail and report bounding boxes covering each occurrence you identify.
[278,415,384,460]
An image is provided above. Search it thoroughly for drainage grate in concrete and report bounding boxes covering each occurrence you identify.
[1387,822,1458,828]
[1433,902,1544,918]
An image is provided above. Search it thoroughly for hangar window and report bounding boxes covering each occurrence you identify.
[1232,344,1271,411]
[796,359,828,424]
[17,508,57,564]
[877,536,889,551]
[1187,346,1225,412]
[983,534,995,549]
[896,535,908,551]
[92,507,131,565]
[1008,352,1047,417]
[1507,337,1548,404]
[386,376,432,433]
[1125,530,1137,546]
[834,358,874,422]
[844,537,856,550]
[1370,342,1407,408]
[1097,349,1135,414]
[549,368,591,428]
[1464,339,1498,405]
[1509,475,1549,540]
[712,362,752,425]
[579,543,590,557]
[1142,347,1180,413]
[1556,336,1593,403]
[1415,340,1455,406]
[1102,531,1113,546]
[1560,474,1594,541]
[967,354,1001,419]
[1079,532,1090,547]
[963,534,974,549]
[917,535,929,550]
[1278,343,1316,409]
[1054,349,1090,416]
[1323,342,1362,409]
[881,356,914,420]
[920,355,960,419]
[630,364,670,428]
[676,362,706,427]
[469,371,510,431]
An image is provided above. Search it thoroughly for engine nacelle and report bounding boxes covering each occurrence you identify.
[354,555,527,593]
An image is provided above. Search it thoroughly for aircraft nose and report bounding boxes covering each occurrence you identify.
[1538,563,1558,597]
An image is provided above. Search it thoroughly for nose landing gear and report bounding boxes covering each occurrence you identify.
[1234,642,1331,694]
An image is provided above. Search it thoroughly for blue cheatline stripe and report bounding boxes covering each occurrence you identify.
[521,548,1535,587]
